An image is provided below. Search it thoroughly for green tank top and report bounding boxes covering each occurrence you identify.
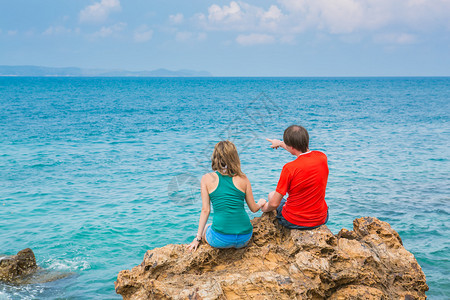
[210,171,253,235]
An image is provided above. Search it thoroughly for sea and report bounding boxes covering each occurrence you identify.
[0,77,448,299]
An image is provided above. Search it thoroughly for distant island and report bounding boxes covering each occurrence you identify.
[0,65,212,77]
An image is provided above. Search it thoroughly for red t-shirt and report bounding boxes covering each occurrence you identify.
[276,151,329,227]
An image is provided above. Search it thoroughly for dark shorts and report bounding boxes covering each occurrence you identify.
[276,198,329,230]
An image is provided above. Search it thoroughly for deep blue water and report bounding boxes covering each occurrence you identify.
[0,77,449,299]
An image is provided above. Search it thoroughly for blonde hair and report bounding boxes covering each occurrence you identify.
[211,141,243,177]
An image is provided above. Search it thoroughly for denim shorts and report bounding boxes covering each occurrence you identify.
[205,226,252,249]
[276,198,329,230]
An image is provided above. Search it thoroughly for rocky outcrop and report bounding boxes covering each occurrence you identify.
[0,248,38,283]
[115,212,428,299]
[0,248,72,284]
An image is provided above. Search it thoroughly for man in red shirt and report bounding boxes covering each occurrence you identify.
[261,125,329,229]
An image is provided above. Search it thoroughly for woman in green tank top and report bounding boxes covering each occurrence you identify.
[187,141,266,251]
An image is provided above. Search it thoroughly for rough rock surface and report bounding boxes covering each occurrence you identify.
[0,248,38,283]
[115,212,428,299]
[0,248,72,284]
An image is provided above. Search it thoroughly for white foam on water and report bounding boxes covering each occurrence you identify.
[0,283,45,300]
[43,258,91,271]
[0,257,85,299]
[0,290,11,300]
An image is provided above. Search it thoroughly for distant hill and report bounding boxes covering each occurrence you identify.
[0,65,212,77]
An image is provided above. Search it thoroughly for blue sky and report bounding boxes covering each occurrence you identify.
[0,0,449,76]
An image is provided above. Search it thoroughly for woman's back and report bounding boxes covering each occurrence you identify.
[208,171,252,235]
[187,140,266,252]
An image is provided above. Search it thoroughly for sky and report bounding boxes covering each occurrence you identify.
[0,0,449,76]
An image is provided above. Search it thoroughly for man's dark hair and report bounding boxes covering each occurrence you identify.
[283,125,309,152]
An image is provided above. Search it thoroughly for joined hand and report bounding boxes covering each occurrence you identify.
[257,198,267,210]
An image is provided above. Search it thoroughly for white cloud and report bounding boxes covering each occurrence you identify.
[175,31,207,42]
[169,13,184,24]
[43,26,79,36]
[194,0,450,39]
[280,35,295,44]
[7,30,18,36]
[175,31,192,42]
[262,5,283,22]
[236,33,275,45]
[277,0,392,34]
[374,33,417,45]
[134,25,153,42]
[24,30,35,37]
[277,0,450,34]
[208,1,242,22]
[197,1,286,32]
[92,22,126,38]
[80,0,121,23]
[197,32,207,41]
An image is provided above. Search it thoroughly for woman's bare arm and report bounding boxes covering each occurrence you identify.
[187,175,211,251]
[244,177,266,213]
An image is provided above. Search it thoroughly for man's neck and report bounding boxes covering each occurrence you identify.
[294,148,311,157]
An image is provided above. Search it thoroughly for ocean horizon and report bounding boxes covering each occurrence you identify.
[0,76,448,299]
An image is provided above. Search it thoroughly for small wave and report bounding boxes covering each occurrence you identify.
[0,290,10,300]
[108,140,139,145]
[0,283,45,300]
[26,161,63,169]
[43,258,90,272]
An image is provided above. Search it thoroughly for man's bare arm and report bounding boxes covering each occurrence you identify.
[266,138,289,151]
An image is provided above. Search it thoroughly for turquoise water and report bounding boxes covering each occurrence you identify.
[0,77,448,299]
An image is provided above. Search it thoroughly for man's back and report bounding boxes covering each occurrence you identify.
[276,151,329,227]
